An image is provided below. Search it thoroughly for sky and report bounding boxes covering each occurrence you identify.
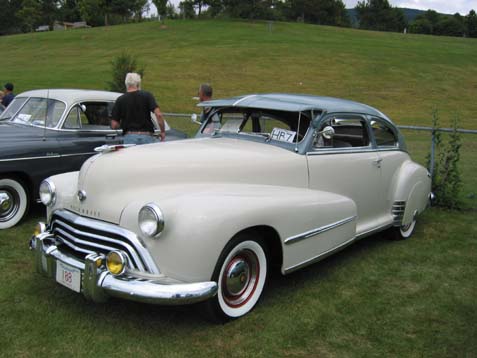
[155,1,476,15]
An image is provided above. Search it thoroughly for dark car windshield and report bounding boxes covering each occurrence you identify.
[0,97,66,128]
[201,108,312,147]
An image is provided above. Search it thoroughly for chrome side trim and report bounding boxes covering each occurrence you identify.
[284,216,357,245]
[0,152,95,162]
[53,209,160,274]
[233,95,257,107]
[355,223,393,240]
[306,148,377,156]
[284,236,356,274]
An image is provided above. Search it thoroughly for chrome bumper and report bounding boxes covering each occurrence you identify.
[30,231,218,305]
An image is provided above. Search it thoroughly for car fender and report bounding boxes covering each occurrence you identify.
[118,184,357,283]
[390,160,431,226]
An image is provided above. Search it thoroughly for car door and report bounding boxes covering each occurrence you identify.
[369,116,410,213]
[56,102,122,173]
[306,114,388,238]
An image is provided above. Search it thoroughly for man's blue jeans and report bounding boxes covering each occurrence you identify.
[123,134,157,145]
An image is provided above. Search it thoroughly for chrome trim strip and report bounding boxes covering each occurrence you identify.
[284,216,357,245]
[233,95,257,107]
[284,236,356,274]
[53,209,160,274]
[0,152,95,162]
[54,226,141,271]
[306,148,377,156]
[355,223,393,240]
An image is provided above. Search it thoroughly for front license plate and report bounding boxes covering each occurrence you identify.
[56,262,81,293]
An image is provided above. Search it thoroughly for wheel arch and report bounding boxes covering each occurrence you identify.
[231,225,283,274]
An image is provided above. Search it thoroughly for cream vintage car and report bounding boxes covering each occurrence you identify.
[30,94,431,322]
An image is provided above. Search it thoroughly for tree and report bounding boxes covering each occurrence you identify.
[107,52,145,93]
[179,0,195,18]
[0,0,23,35]
[152,0,168,21]
[286,0,349,26]
[434,14,464,37]
[465,10,477,37]
[355,0,406,32]
[59,0,82,22]
[17,0,42,32]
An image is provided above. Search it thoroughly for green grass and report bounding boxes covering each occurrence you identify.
[1,20,477,129]
[0,208,476,357]
[0,19,476,357]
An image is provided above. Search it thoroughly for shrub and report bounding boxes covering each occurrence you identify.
[106,52,145,93]
[427,110,462,209]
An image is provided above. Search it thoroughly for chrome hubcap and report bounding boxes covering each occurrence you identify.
[222,249,259,308]
[225,258,251,296]
[0,190,18,221]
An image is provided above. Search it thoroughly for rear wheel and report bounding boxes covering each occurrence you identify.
[204,233,268,322]
[0,178,29,229]
[391,216,417,240]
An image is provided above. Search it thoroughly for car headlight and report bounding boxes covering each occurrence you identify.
[138,203,165,238]
[39,179,56,207]
[106,251,127,275]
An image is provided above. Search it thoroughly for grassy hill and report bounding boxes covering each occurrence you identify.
[1,19,476,130]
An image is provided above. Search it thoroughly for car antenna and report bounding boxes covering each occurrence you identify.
[295,111,301,152]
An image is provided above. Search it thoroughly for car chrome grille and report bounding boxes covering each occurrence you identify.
[50,210,159,274]
[392,201,406,227]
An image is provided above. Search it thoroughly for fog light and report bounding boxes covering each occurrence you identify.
[33,222,46,237]
[106,251,127,275]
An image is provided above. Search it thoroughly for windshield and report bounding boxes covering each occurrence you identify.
[0,97,28,121]
[3,97,66,128]
[201,108,312,145]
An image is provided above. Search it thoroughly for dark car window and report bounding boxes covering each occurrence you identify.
[63,102,113,130]
[314,116,370,149]
[370,119,398,148]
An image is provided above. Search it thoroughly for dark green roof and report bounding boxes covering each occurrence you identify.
[198,93,389,119]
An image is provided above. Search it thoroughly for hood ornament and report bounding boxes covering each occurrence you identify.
[77,190,87,202]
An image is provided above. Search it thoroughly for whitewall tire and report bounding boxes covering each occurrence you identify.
[0,178,29,229]
[204,234,268,322]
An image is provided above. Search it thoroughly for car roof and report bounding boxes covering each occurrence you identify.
[199,93,390,119]
[16,89,122,104]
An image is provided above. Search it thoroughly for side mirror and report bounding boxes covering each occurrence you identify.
[191,113,201,125]
[321,126,335,140]
[79,104,86,113]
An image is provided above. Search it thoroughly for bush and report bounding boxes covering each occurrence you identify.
[106,52,145,93]
[427,110,462,209]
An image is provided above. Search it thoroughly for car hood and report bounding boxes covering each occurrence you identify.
[71,137,308,223]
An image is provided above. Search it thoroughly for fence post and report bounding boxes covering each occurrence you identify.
[429,129,436,181]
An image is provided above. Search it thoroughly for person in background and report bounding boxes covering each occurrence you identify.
[198,83,213,123]
[111,73,165,145]
[2,83,15,107]
[0,91,4,110]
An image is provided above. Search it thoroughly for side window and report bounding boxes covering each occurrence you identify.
[64,106,81,129]
[313,116,370,149]
[81,102,112,129]
[371,119,398,148]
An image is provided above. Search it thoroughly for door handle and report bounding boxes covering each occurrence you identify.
[106,133,117,138]
[373,158,383,168]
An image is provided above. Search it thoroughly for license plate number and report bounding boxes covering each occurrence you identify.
[56,262,81,293]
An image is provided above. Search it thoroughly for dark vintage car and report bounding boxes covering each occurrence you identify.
[0,89,187,229]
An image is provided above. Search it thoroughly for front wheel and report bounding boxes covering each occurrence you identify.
[0,178,29,229]
[204,234,268,322]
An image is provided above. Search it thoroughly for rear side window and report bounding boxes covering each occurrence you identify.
[371,119,398,148]
[314,116,370,149]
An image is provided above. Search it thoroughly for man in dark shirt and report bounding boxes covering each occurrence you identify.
[2,83,15,108]
[199,83,213,123]
[111,73,165,145]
